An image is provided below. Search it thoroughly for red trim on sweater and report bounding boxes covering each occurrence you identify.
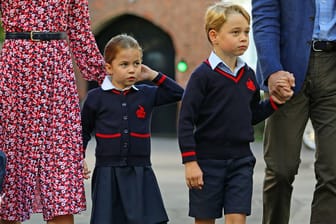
[111,89,121,95]
[182,151,196,157]
[269,96,279,110]
[156,75,167,86]
[130,132,150,138]
[204,59,245,83]
[96,133,121,138]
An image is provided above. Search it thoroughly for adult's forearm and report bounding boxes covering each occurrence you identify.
[252,0,283,84]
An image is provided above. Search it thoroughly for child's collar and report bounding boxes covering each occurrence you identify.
[208,51,246,75]
[101,75,138,91]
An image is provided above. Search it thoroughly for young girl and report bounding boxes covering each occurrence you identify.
[81,34,184,224]
[178,2,294,224]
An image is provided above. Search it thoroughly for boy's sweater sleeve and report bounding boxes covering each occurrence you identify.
[152,73,184,106]
[178,71,206,163]
[250,89,282,125]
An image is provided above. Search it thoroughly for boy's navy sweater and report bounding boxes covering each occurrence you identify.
[178,61,279,163]
[81,73,184,166]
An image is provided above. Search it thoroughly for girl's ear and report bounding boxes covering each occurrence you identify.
[105,62,113,75]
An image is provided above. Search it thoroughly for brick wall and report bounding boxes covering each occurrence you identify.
[88,0,215,86]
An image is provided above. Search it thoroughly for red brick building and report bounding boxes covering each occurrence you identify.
[88,0,215,87]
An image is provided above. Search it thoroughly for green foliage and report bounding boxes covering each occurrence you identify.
[0,21,4,43]
[254,121,265,142]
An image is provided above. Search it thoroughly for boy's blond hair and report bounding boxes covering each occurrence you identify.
[205,2,250,43]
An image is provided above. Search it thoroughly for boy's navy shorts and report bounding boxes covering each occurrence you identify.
[189,155,256,219]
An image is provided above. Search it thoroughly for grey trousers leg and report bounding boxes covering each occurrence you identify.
[262,51,336,224]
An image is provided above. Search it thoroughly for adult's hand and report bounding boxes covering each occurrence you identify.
[268,71,295,104]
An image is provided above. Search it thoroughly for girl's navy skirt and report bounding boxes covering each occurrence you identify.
[90,166,169,224]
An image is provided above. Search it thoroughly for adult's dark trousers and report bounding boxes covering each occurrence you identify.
[262,51,336,224]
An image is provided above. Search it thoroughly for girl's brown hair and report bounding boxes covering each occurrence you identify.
[104,33,143,64]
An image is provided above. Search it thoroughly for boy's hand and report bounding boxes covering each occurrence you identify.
[184,161,204,190]
[274,75,294,103]
[138,64,158,81]
[268,71,295,103]
[83,159,91,179]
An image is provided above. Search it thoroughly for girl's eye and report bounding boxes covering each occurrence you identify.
[134,62,141,66]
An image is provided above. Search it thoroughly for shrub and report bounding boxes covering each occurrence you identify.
[0,21,4,43]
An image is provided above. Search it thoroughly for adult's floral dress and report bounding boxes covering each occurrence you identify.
[0,0,106,221]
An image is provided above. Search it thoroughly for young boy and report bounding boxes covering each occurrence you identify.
[177,2,294,224]
[81,34,184,224]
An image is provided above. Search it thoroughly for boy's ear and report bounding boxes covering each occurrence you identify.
[208,29,217,44]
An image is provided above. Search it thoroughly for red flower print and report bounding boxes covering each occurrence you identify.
[0,0,105,221]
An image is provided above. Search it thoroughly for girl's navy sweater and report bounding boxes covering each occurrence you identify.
[178,61,279,163]
[81,73,184,166]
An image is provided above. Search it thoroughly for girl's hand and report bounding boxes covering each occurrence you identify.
[83,159,91,179]
[138,64,158,81]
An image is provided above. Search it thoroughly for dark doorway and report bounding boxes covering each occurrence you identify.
[94,14,177,136]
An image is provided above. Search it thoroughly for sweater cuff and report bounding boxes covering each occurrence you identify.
[269,96,282,110]
[181,151,197,164]
[152,72,167,85]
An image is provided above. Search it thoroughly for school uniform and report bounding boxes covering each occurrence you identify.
[81,73,184,224]
[178,52,280,218]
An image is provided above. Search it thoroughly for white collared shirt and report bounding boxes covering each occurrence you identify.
[208,51,246,77]
[101,75,138,91]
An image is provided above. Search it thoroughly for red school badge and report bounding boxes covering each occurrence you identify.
[246,78,256,91]
[136,105,146,119]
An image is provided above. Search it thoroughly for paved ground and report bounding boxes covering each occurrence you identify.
[26,137,316,224]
